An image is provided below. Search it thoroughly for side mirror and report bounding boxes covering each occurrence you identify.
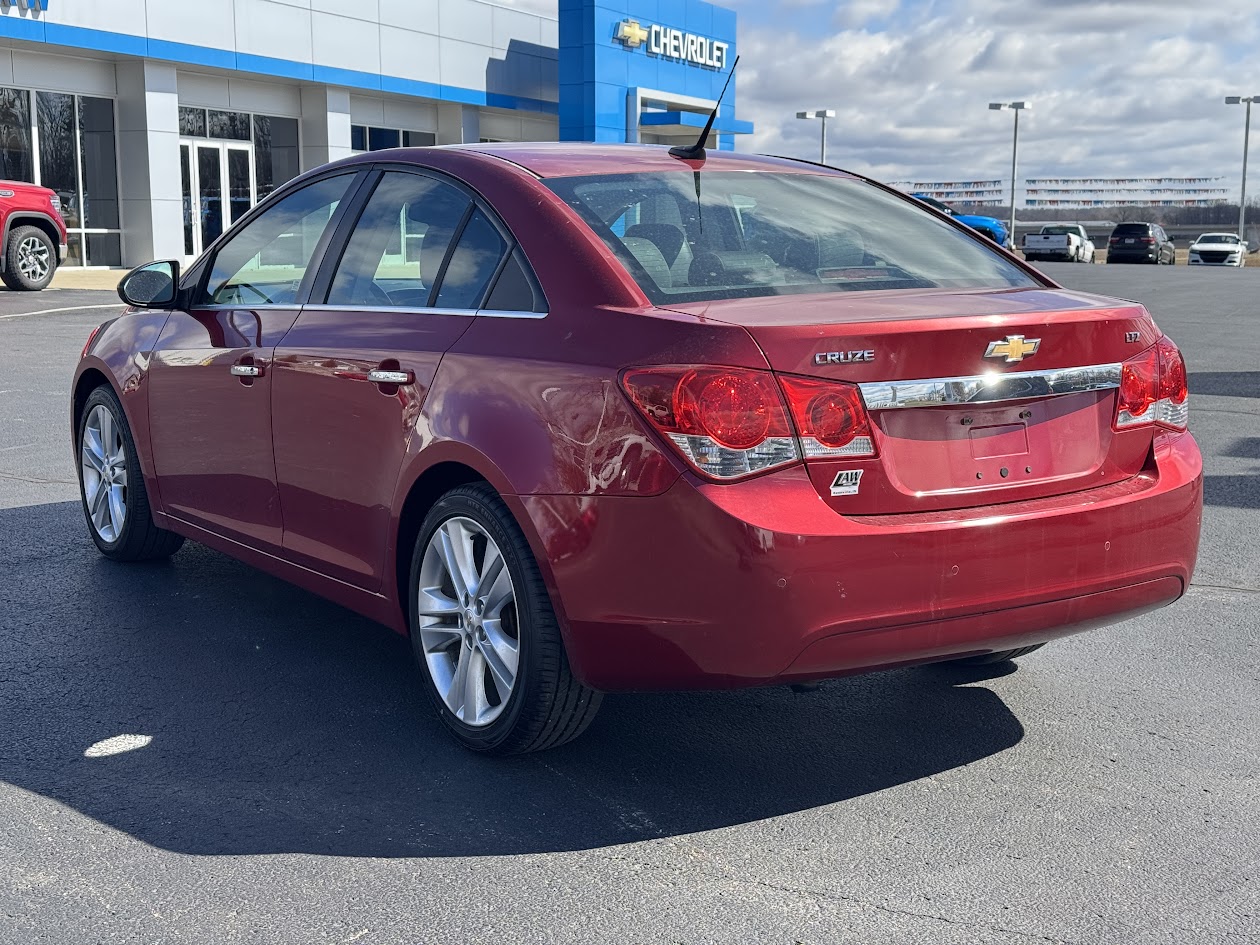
[118,260,180,308]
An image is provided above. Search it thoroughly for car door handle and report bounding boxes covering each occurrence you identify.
[367,369,414,385]
[231,364,263,377]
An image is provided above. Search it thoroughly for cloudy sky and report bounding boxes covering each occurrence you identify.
[501,0,1259,197]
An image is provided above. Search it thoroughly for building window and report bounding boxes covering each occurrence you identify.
[253,115,300,202]
[351,124,435,153]
[207,109,251,141]
[178,106,207,138]
[21,88,121,267]
[0,88,33,183]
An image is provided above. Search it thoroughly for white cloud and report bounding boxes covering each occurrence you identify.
[733,0,1260,194]
[836,0,901,29]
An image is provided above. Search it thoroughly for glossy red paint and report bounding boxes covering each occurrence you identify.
[71,145,1204,691]
[523,430,1200,689]
[148,306,300,551]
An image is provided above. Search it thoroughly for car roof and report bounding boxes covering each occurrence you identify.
[436,142,861,180]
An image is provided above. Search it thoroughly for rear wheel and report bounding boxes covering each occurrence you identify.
[409,484,602,754]
[950,643,1045,666]
[2,225,57,291]
[77,385,184,561]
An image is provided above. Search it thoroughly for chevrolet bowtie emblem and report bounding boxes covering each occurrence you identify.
[984,334,1041,363]
[616,19,649,48]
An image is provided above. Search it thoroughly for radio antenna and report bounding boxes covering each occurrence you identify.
[669,55,740,162]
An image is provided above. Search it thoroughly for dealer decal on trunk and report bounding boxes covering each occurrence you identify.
[830,469,864,496]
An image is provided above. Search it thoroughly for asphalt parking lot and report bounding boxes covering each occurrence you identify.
[1,268,1256,945]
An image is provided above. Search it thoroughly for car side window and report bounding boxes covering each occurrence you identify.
[202,174,354,306]
[484,250,546,313]
[327,171,471,308]
[433,209,507,310]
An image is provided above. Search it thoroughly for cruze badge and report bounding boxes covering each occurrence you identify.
[984,335,1041,363]
[814,349,875,366]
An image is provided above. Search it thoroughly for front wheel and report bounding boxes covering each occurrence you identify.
[2,225,57,291]
[950,643,1045,666]
[77,386,184,561]
[409,484,602,754]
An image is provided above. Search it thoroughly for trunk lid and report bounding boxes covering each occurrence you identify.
[663,287,1159,514]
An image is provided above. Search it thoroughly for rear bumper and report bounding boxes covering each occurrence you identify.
[521,432,1202,691]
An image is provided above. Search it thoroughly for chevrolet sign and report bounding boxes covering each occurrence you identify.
[615,18,730,70]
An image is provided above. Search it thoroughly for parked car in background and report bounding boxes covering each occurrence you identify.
[911,193,1010,246]
[1188,232,1247,267]
[73,144,1202,754]
[1023,224,1096,263]
[0,181,68,291]
[1107,222,1175,265]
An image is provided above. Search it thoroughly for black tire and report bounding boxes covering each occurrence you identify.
[77,385,185,561]
[408,483,602,754]
[1,224,57,291]
[950,643,1045,666]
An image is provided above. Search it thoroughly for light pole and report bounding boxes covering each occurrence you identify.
[1225,96,1258,240]
[796,109,836,164]
[989,101,1030,248]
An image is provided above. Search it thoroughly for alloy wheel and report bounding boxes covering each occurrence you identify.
[416,516,520,727]
[17,235,50,282]
[81,404,128,542]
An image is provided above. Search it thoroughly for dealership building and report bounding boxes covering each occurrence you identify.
[0,0,749,268]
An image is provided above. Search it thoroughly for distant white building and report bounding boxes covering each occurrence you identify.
[1024,178,1229,209]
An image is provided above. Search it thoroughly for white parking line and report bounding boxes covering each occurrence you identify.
[0,303,124,321]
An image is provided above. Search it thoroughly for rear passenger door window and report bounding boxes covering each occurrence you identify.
[433,209,507,309]
[328,171,470,308]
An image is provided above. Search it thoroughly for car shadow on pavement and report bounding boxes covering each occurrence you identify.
[1,501,1025,858]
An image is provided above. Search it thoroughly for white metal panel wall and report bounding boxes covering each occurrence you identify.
[232,1,314,63]
[23,0,559,103]
[9,50,116,96]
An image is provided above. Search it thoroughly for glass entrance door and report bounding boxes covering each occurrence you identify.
[180,139,254,261]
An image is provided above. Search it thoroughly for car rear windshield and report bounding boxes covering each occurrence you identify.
[545,171,1038,304]
[1112,224,1152,235]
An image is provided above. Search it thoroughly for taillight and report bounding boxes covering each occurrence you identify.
[1141,237,1155,244]
[777,374,877,457]
[621,366,799,480]
[81,325,102,360]
[1114,337,1188,432]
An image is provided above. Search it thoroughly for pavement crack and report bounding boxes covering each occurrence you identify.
[738,876,1083,944]
[0,471,76,485]
[1190,580,1260,595]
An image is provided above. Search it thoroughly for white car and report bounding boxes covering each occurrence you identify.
[1188,232,1248,267]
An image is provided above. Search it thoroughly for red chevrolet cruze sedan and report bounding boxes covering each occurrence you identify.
[72,144,1202,753]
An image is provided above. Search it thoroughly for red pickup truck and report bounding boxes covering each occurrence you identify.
[0,180,68,291]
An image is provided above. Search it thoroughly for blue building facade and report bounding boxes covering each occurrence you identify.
[559,0,751,149]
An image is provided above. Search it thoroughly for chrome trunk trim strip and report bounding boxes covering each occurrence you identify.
[858,363,1122,410]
